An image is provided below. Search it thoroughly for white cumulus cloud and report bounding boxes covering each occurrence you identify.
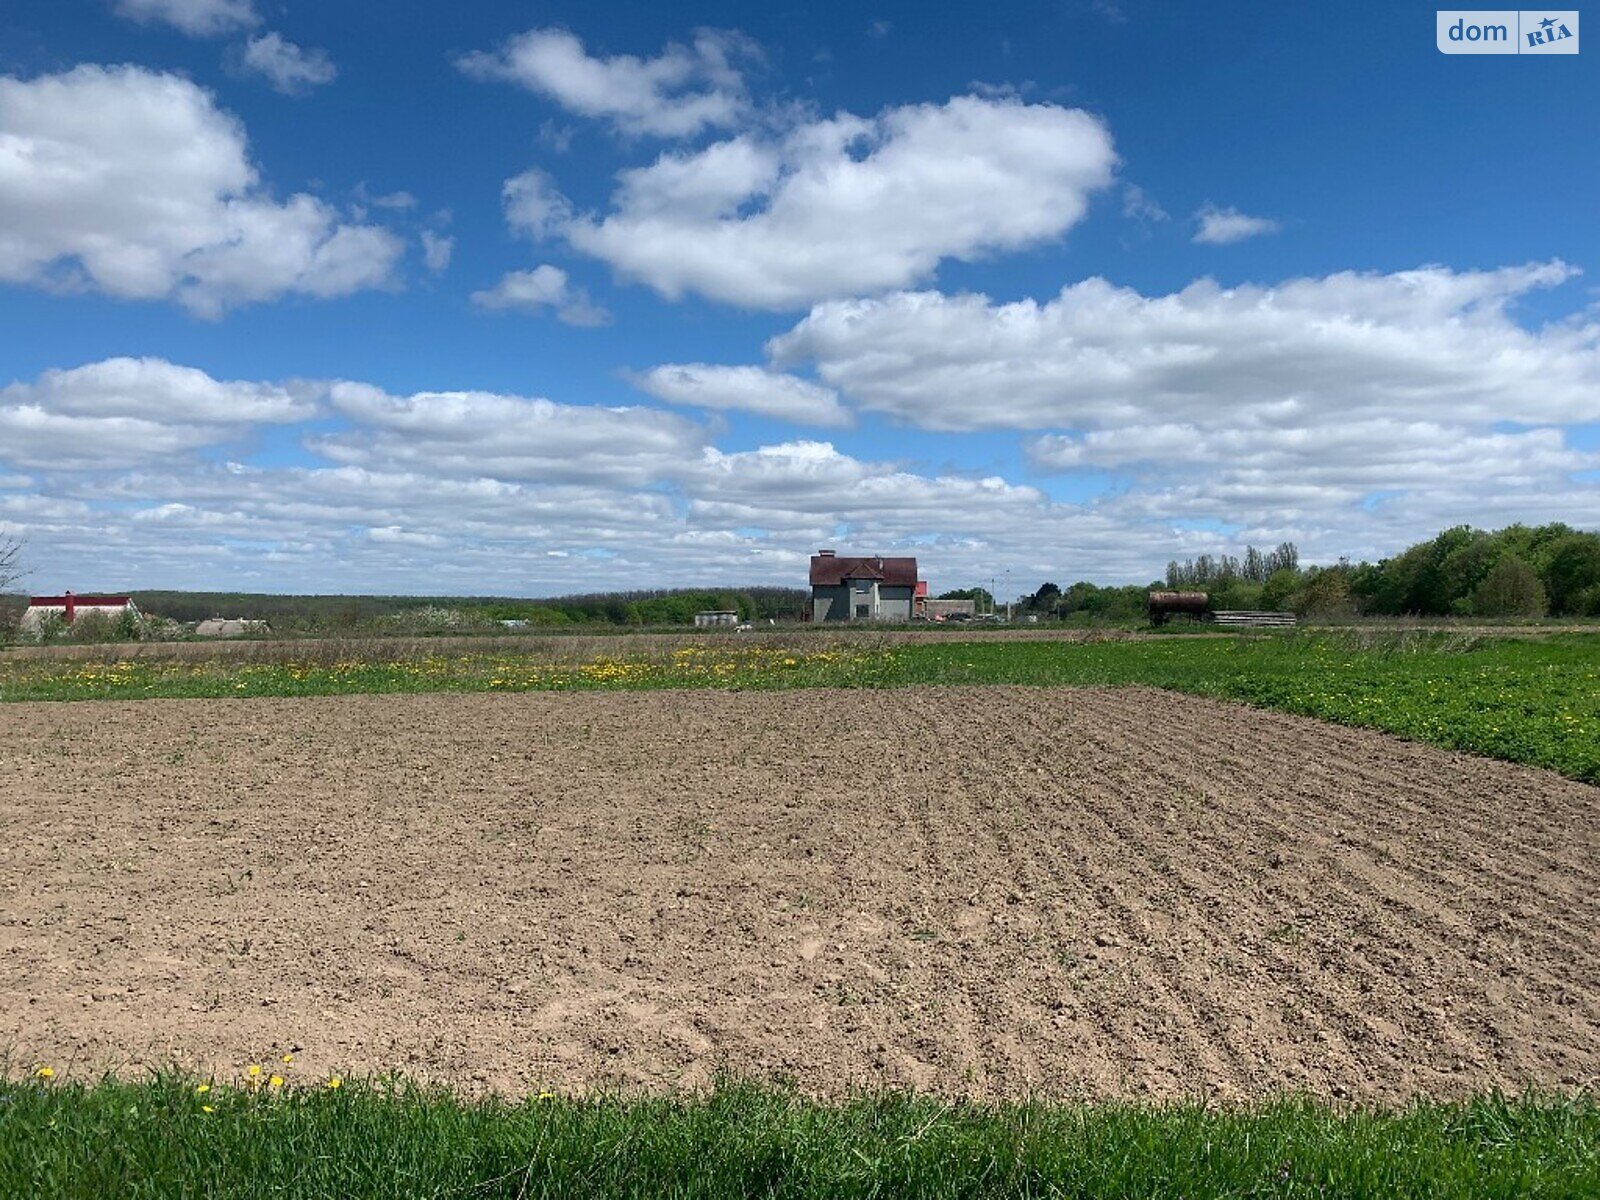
[683,440,1044,532]
[0,65,404,316]
[632,364,850,426]
[1028,421,1592,507]
[502,169,574,239]
[767,262,1597,431]
[761,261,1600,541]
[1121,182,1167,222]
[457,27,755,137]
[510,94,1115,310]
[5,325,1596,596]
[0,357,318,469]
[1192,203,1279,245]
[421,231,454,274]
[471,265,610,326]
[240,33,338,96]
[314,382,700,485]
[112,0,258,37]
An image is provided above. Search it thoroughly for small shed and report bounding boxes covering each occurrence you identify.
[21,592,138,636]
[694,610,741,627]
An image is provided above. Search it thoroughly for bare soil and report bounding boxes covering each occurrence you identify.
[2,687,1595,1100]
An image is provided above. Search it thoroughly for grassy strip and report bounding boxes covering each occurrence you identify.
[0,644,894,701]
[1,1076,1595,1199]
[872,634,1600,784]
[3,633,1598,783]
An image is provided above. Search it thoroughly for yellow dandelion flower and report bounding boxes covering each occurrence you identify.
[246,1064,262,1078]
[327,1077,343,1090]
[281,1053,294,1064]
[269,1075,285,1088]
[202,1105,215,1114]
[538,1091,555,1101]
[35,1066,54,1079]
[195,1083,210,1095]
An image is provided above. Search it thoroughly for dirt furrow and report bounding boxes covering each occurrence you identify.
[2,686,1596,1100]
[1060,693,1599,1087]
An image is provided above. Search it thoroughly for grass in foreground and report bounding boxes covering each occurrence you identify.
[3,632,1598,783]
[1,1075,1595,1199]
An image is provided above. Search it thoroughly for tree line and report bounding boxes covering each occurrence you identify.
[1013,523,1600,621]
[0,585,814,641]
[1344,524,1600,617]
[480,587,807,626]
[1164,543,1300,589]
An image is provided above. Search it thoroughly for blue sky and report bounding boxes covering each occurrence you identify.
[0,0,1595,596]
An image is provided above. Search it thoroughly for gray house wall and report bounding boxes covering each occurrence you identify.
[812,581,913,621]
[875,585,914,620]
[811,584,848,621]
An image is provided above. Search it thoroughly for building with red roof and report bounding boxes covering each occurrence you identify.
[21,592,138,637]
[808,550,920,621]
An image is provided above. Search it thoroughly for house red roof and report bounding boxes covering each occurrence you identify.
[809,553,918,587]
[29,595,132,607]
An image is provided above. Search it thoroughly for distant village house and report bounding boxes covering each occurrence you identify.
[21,592,138,636]
[808,551,919,622]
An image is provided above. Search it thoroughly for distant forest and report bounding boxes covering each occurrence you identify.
[4,522,1598,636]
[137,523,1600,627]
[1020,523,1600,621]
[111,587,812,630]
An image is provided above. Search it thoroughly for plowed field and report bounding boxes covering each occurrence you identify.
[2,687,1595,1100]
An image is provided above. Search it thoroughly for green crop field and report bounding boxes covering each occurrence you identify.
[4,631,1598,783]
[2,1075,1595,1200]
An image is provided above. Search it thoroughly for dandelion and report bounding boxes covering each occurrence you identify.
[195,1083,210,1095]
[281,1053,294,1064]
[35,1066,54,1079]
[327,1077,343,1090]
[246,1064,262,1078]
[269,1075,285,1088]
[538,1091,556,1101]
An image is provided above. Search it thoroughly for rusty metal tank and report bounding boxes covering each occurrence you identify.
[1147,591,1210,624]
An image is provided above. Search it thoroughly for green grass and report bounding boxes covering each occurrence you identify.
[2,1076,1595,1199]
[4,631,1599,783]
[872,633,1600,784]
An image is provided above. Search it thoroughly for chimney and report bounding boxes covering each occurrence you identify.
[817,549,834,557]
[64,590,76,625]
